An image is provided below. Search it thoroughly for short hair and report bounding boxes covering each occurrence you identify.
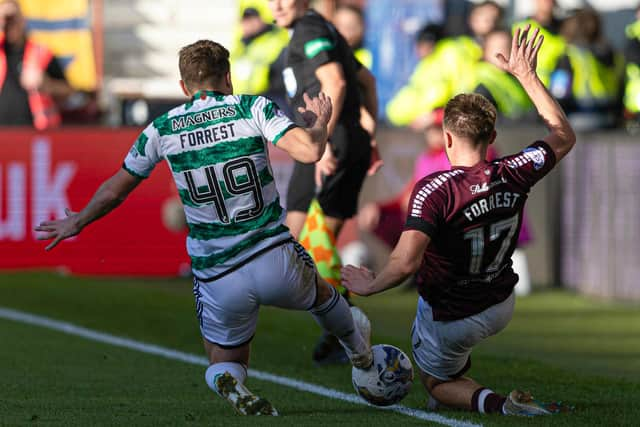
[241,7,261,19]
[443,93,497,143]
[472,0,503,15]
[336,4,364,22]
[471,1,504,22]
[562,7,603,45]
[416,23,444,44]
[178,40,230,89]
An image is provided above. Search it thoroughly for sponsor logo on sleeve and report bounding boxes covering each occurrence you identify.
[304,37,334,58]
[522,146,546,170]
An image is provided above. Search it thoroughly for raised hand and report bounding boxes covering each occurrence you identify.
[494,24,544,80]
[34,208,82,251]
[297,92,333,128]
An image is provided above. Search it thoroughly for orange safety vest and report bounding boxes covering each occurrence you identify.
[0,33,61,130]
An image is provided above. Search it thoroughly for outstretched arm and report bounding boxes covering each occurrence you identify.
[495,25,576,162]
[35,169,142,250]
[342,230,430,296]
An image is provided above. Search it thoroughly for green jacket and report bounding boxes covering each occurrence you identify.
[625,64,640,112]
[473,62,532,118]
[354,47,373,69]
[624,21,640,113]
[230,26,289,95]
[386,36,481,126]
[626,20,640,40]
[564,45,624,106]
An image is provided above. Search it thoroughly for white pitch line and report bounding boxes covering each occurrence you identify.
[0,307,481,427]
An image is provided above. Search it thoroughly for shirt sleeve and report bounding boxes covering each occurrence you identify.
[501,141,557,191]
[251,95,298,145]
[403,178,444,238]
[299,19,340,69]
[122,123,163,179]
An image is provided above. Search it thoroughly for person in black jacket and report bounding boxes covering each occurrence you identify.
[269,0,378,365]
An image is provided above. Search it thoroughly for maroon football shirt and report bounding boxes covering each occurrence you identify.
[404,141,556,321]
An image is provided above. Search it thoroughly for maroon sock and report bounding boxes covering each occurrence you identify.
[471,387,507,414]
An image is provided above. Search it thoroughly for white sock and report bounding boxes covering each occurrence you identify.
[205,362,247,395]
[309,286,368,360]
[477,388,493,414]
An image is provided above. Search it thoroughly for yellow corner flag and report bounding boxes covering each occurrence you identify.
[298,200,348,296]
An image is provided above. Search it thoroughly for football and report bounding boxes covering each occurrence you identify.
[352,344,414,406]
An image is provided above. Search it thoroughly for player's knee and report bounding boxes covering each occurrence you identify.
[203,338,251,365]
[312,276,336,308]
[419,370,445,393]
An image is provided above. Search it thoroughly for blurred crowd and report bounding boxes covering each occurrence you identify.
[232,0,640,133]
[0,0,98,130]
[1,0,639,133]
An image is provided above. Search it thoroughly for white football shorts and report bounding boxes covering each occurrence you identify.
[192,240,318,347]
[411,291,515,381]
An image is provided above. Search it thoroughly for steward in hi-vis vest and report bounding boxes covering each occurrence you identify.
[624,18,640,115]
[0,31,62,129]
[386,35,482,127]
[230,7,289,96]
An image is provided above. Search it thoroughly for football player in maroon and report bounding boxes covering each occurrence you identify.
[342,25,576,416]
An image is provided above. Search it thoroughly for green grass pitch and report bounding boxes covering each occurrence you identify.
[1,272,639,426]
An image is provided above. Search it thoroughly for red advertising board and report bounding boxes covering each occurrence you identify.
[0,128,366,277]
[0,128,190,276]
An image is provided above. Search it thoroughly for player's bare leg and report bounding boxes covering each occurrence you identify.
[203,340,278,416]
[285,211,308,239]
[418,369,551,416]
[310,273,372,369]
[419,371,484,410]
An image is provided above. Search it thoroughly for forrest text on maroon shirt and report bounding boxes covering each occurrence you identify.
[404,141,557,321]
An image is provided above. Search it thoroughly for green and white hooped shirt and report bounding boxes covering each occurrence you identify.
[123,91,297,280]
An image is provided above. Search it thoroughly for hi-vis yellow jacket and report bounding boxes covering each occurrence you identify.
[624,21,640,113]
[230,26,289,96]
[473,61,532,119]
[386,36,481,126]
